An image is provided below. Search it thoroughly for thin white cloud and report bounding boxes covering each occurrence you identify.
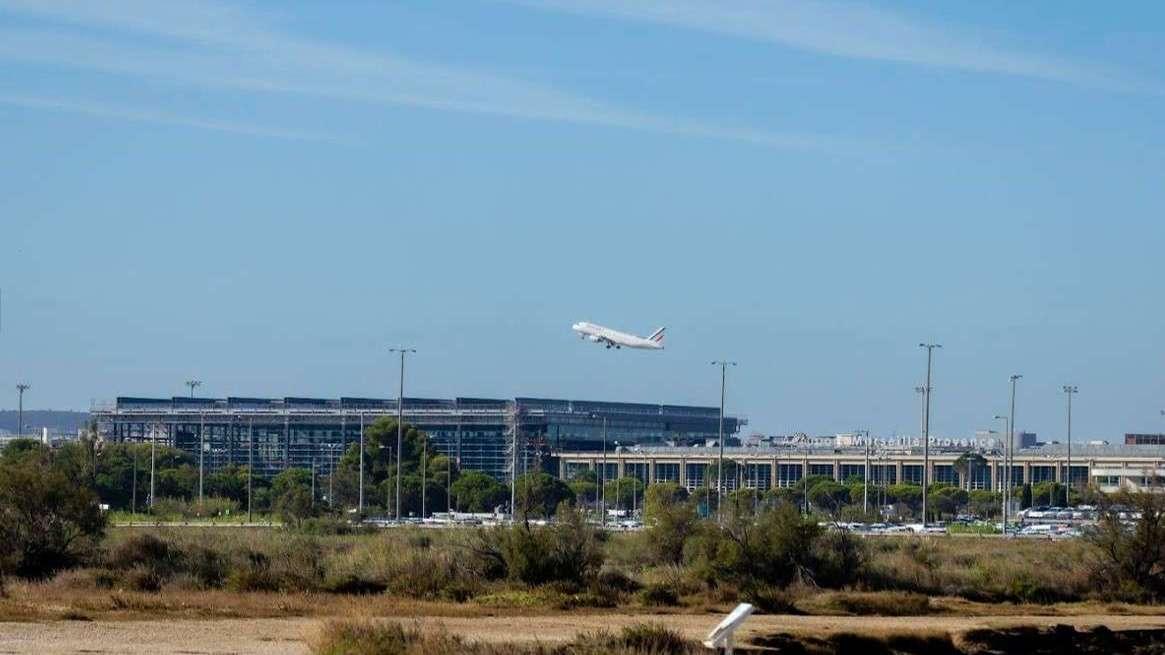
[0,94,345,143]
[511,0,1153,93]
[0,0,864,153]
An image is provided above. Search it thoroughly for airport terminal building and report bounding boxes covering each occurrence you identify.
[556,443,1165,495]
[92,396,744,480]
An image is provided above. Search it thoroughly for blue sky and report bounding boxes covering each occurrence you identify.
[1,1,1163,440]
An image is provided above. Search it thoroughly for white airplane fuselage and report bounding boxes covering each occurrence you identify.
[572,321,665,350]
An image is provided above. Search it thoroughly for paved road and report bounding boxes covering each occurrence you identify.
[3,612,1165,654]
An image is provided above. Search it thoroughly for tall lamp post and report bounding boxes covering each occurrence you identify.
[1063,385,1078,507]
[600,416,608,526]
[15,383,30,436]
[994,415,1008,524]
[711,360,737,524]
[185,380,205,507]
[1007,374,1022,529]
[918,344,941,528]
[388,347,416,520]
[862,429,871,514]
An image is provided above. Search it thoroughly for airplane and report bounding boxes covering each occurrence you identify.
[572,321,665,350]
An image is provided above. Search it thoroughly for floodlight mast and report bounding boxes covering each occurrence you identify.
[1063,385,1078,507]
[16,383,30,436]
[388,347,416,521]
[711,361,736,524]
[918,343,941,528]
[994,414,1008,524]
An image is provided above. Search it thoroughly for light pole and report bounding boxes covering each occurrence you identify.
[198,410,205,507]
[994,415,1008,524]
[601,416,608,526]
[918,344,941,527]
[613,441,620,519]
[247,418,254,523]
[421,437,428,518]
[15,383,29,436]
[358,411,365,514]
[914,386,926,437]
[1007,374,1022,528]
[149,423,158,512]
[131,444,138,516]
[185,379,201,398]
[862,429,871,515]
[1063,385,1078,507]
[711,360,737,524]
[389,347,416,520]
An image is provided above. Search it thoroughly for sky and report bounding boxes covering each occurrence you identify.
[1,1,1164,441]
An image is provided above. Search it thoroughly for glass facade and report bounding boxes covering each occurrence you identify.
[98,396,743,481]
[654,462,680,483]
[743,463,771,490]
[777,463,803,487]
[933,464,957,485]
[902,465,923,484]
[809,464,835,478]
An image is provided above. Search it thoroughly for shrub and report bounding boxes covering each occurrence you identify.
[688,504,828,592]
[821,591,932,616]
[472,507,603,586]
[642,486,698,565]
[107,533,184,579]
[0,457,105,579]
[1086,491,1165,601]
[639,582,680,607]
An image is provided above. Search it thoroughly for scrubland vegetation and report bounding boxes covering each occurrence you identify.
[5,422,1165,632]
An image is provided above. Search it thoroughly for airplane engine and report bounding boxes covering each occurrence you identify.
[587,335,602,342]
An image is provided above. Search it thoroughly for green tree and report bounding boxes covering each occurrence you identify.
[930,486,969,519]
[1032,481,1062,506]
[0,455,105,580]
[0,438,49,464]
[886,484,922,508]
[270,468,316,524]
[953,452,988,491]
[807,480,849,513]
[515,472,574,519]
[206,464,249,504]
[602,476,645,511]
[968,490,1001,518]
[567,469,598,506]
[451,471,507,513]
[1087,491,1165,601]
[331,417,431,510]
[643,483,698,564]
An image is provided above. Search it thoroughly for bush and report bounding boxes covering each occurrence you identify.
[639,582,680,607]
[0,457,105,579]
[687,504,862,594]
[472,507,603,586]
[1087,491,1165,601]
[642,486,698,565]
[821,591,932,616]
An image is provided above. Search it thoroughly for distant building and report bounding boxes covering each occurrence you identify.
[1126,433,1165,446]
[92,396,744,480]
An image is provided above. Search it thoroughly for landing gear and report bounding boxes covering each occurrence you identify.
[605,344,612,349]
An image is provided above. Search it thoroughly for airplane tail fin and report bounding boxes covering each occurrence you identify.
[648,327,666,343]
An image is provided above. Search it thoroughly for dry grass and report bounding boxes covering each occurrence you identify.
[311,619,699,655]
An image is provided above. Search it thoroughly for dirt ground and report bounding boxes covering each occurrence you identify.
[3,612,1165,654]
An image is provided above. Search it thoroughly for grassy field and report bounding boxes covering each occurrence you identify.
[0,524,1139,624]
